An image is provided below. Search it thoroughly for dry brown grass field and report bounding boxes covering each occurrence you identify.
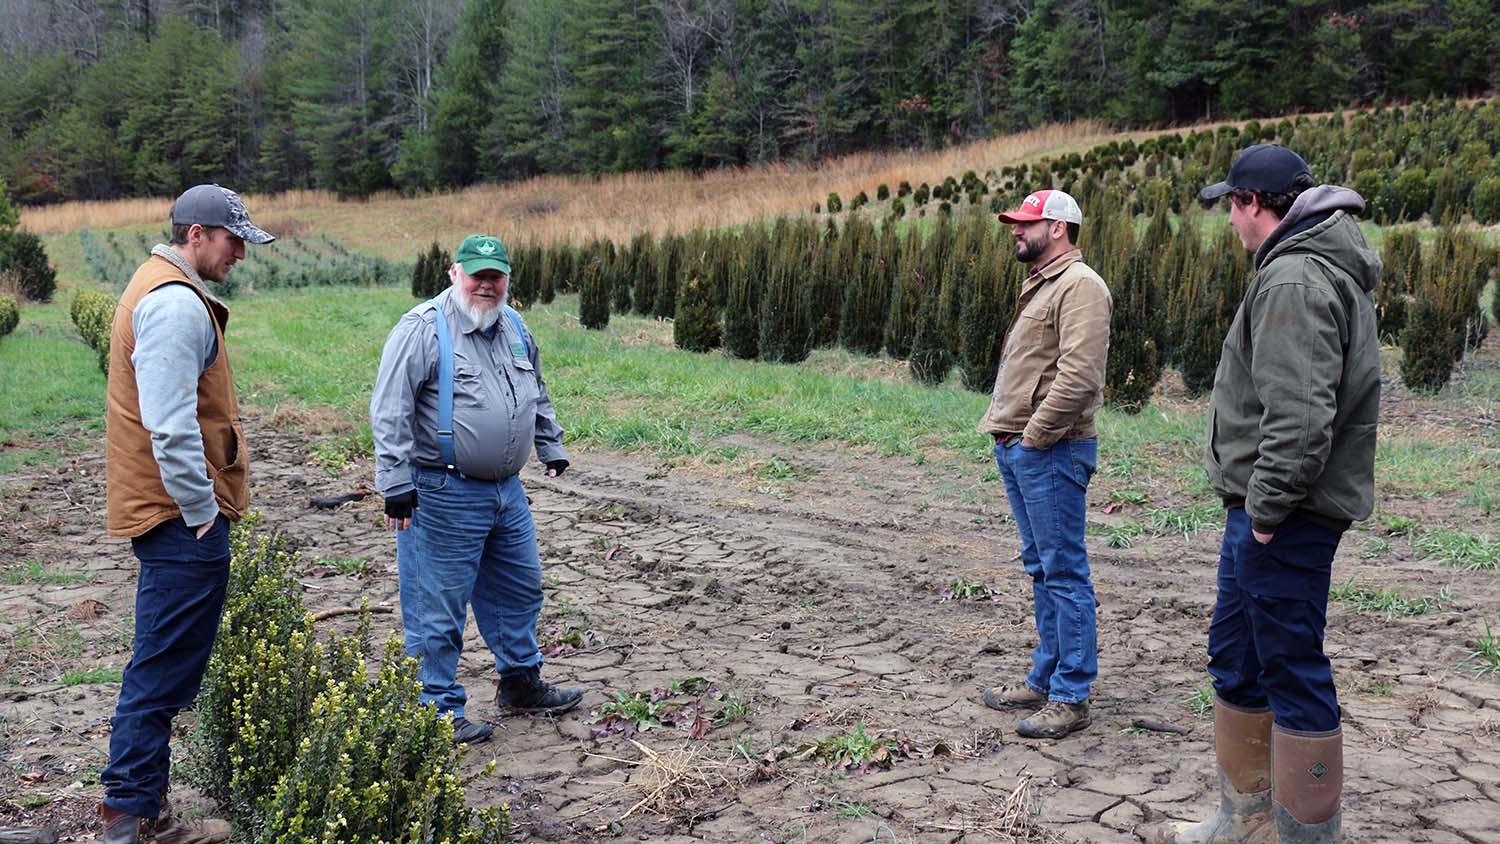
[21,122,1118,255]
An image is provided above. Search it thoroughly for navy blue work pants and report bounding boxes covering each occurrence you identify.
[101,515,230,819]
[1207,507,1341,732]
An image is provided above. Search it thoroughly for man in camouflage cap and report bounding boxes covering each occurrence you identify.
[100,184,273,843]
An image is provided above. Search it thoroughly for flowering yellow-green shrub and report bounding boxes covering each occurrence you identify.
[0,292,17,338]
[261,640,508,844]
[69,288,116,373]
[187,516,507,843]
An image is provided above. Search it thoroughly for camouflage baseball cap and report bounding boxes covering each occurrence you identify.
[170,184,275,244]
[454,234,511,275]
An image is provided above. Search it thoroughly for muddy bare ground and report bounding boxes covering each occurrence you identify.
[2,407,1498,843]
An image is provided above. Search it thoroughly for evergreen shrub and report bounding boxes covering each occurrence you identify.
[70,289,116,373]
[578,258,610,330]
[0,292,17,337]
[1,231,57,302]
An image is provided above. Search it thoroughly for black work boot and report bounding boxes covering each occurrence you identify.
[451,716,494,745]
[496,667,582,715]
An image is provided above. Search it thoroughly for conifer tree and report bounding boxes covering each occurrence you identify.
[908,275,953,385]
[759,237,811,364]
[838,217,888,356]
[959,248,1020,393]
[631,232,658,315]
[673,252,721,353]
[805,218,842,348]
[612,238,634,314]
[1178,226,1248,396]
[724,228,766,359]
[578,257,610,330]
[653,234,684,319]
[884,227,923,358]
[1104,250,1162,412]
[1377,228,1421,342]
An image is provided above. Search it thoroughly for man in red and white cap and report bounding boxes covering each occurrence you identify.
[976,188,1112,740]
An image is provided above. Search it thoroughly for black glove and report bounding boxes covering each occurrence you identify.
[384,490,417,520]
[546,459,569,477]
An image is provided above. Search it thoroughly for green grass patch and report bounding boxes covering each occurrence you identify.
[1092,519,1146,549]
[1463,621,1500,677]
[1329,577,1447,619]
[1414,528,1500,571]
[60,666,123,685]
[2,561,88,586]
[1145,503,1221,540]
[1179,680,1214,718]
[1375,439,1500,501]
[0,317,106,469]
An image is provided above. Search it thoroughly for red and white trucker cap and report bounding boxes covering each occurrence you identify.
[997,189,1083,225]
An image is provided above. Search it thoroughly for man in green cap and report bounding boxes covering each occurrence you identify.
[371,234,579,745]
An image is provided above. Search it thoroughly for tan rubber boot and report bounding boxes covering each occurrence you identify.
[1151,696,1275,844]
[1272,725,1342,844]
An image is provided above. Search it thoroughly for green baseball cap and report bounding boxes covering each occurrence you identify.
[455,234,511,275]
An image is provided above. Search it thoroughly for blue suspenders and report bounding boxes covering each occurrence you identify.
[425,300,529,472]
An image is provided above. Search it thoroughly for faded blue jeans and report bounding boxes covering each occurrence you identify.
[995,437,1098,704]
[396,468,544,718]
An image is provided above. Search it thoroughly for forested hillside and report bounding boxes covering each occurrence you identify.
[2,0,1496,203]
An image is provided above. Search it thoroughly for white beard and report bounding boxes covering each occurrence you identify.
[453,286,503,331]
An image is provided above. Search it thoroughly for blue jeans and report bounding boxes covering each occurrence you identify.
[102,515,231,819]
[1208,507,1341,732]
[995,437,1098,704]
[396,468,544,718]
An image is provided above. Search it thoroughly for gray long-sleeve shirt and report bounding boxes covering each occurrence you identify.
[131,245,223,527]
[370,287,567,496]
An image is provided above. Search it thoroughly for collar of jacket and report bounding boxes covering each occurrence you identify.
[150,244,229,311]
[1026,248,1082,286]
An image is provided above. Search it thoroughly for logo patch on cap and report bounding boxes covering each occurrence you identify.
[478,241,496,255]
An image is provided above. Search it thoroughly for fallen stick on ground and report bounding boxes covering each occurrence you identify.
[1132,718,1189,734]
[312,605,395,622]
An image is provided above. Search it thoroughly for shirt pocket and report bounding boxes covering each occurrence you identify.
[453,365,489,409]
[509,355,539,410]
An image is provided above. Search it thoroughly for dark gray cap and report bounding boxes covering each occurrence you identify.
[170,184,275,244]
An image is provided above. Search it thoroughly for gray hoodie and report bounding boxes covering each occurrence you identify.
[1206,186,1382,533]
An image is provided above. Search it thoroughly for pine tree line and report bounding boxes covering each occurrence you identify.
[6,1,1500,204]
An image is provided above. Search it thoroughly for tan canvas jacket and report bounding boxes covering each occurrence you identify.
[976,249,1112,449]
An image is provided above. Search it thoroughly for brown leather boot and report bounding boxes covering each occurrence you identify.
[1272,724,1342,843]
[101,803,144,844]
[1150,696,1275,844]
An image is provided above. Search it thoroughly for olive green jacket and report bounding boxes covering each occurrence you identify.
[1206,186,1381,533]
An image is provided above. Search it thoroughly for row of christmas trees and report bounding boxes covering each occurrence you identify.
[411,189,1497,404]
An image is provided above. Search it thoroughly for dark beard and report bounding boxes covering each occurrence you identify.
[1014,236,1046,264]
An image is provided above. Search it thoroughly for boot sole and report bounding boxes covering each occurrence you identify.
[1016,716,1092,739]
[982,688,1046,710]
[497,696,583,717]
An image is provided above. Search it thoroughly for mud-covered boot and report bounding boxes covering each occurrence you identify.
[496,666,582,715]
[1273,724,1342,844]
[1150,696,1275,844]
[151,793,230,844]
[1015,699,1091,739]
[101,797,230,844]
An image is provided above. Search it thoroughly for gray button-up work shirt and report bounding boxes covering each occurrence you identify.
[370,288,567,495]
